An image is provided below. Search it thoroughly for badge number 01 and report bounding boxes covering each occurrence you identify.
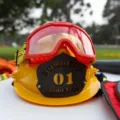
[53,72,73,85]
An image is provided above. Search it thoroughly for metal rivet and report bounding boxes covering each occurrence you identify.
[83,81,86,84]
[37,85,41,88]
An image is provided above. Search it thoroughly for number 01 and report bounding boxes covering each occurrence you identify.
[53,72,73,85]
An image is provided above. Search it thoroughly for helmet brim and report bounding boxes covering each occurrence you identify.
[13,76,100,106]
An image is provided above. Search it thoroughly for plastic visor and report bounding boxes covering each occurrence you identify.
[29,33,85,54]
[27,25,95,56]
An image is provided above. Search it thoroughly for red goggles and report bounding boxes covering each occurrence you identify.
[25,22,96,66]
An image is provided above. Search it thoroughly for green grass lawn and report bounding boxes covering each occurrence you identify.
[0,47,120,60]
[0,47,19,60]
[96,48,120,60]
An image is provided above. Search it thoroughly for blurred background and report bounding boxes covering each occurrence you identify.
[0,0,120,60]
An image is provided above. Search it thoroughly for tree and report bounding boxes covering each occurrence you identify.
[0,0,92,34]
[40,0,92,24]
[85,22,115,44]
[103,0,120,44]
[0,0,38,33]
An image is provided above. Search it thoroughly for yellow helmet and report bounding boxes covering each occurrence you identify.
[12,22,100,106]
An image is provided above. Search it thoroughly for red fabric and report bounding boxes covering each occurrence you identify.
[0,58,17,74]
[104,82,120,118]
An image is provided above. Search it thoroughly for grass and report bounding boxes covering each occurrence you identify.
[96,48,120,60]
[0,47,19,60]
[0,47,120,60]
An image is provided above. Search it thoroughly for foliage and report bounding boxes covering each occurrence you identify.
[85,0,120,45]
[39,0,92,24]
[0,0,37,33]
[103,0,120,24]
[102,0,120,44]
[85,23,116,44]
[0,0,91,34]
